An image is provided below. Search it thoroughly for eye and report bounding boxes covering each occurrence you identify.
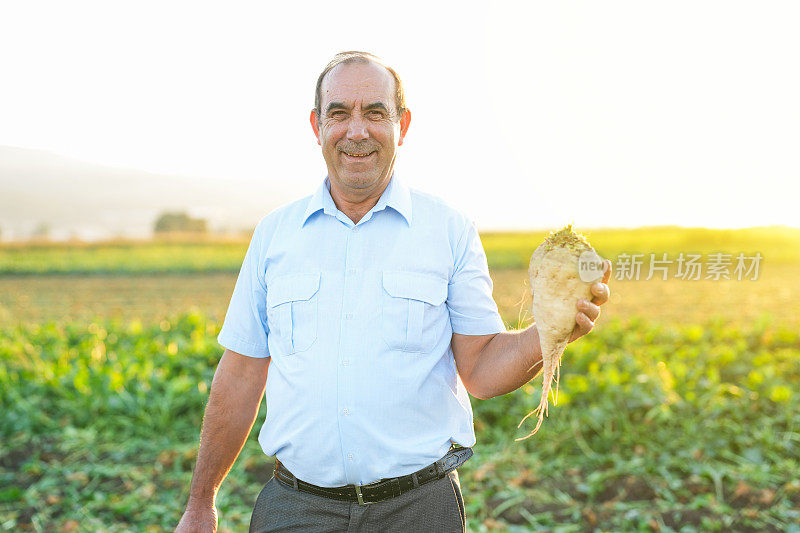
[330,110,347,118]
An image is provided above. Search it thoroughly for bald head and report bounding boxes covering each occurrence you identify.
[314,51,406,120]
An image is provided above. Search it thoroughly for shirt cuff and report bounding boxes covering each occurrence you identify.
[217,332,271,358]
[450,314,507,336]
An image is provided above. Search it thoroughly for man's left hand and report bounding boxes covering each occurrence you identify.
[569,259,612,343]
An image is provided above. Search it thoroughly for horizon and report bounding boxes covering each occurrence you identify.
[2,142,799,241]
[3,195,798,247]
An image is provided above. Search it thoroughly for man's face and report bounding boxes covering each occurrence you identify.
[311,61,410,193]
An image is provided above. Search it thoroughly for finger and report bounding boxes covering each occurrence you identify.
[570,312,594,342]
[577,312,595,332]
[590,283,610,306]
[568,323,581,343]
[578,299,601,321]
[601,259,612,284]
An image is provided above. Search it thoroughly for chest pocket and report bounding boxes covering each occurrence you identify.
[381,271,448,353]
[267,272,320,355]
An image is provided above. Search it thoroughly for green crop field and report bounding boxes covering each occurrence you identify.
[2,226,799,275]
[1,227,799,532]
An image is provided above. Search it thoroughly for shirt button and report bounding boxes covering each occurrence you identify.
[352,226,360,232]
[347,454,354,460]
[344,313,354,320]
[342,359,350,367]
[342,408,350,415]
[347,268,357,276]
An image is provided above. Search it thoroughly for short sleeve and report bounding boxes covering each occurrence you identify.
[217,221,271,358]
[447,219,507,335]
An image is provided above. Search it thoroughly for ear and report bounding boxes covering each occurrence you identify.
[397,109,411,146]
[309,109,322,145]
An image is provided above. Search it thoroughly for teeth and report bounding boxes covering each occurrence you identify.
[345,152,371,157]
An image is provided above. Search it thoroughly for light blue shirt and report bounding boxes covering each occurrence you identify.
[217,173,506,487]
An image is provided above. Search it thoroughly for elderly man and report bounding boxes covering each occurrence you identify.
[176,51,610,533]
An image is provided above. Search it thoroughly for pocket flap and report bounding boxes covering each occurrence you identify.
[269,272,321,306]
[382,271,447,305]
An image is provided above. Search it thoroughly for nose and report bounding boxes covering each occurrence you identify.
[346,113,369,141]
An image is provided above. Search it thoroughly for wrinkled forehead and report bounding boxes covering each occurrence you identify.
[320,62,396,110]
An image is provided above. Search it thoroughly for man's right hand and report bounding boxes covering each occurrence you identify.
[174,350,269,533]
[175,505,218,533]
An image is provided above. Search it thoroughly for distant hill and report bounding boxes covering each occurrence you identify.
[0,145,288,241]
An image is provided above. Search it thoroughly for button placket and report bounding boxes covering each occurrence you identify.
[338,228,363,483]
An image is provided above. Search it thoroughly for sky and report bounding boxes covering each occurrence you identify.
[1,0,799,231]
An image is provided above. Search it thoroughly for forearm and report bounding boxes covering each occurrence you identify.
[468,325,543,399]
[186,352,268,508]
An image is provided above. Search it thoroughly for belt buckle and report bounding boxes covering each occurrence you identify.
[354,480,381,505]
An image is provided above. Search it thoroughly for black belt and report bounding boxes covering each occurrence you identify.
[272,445,473,505]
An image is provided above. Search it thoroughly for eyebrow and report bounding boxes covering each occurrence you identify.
[325,101,390,114]
[363,102,389,113]
[325,102,348,114]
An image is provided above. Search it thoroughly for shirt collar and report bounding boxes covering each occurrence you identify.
[302,171,412,227]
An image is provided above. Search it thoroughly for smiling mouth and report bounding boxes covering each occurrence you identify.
[341,151,376,160]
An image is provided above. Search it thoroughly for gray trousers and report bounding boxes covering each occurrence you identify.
[249,470,466,533]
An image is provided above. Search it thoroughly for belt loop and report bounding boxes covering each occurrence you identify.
[292,474,298,490]
[411,472,419,488]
